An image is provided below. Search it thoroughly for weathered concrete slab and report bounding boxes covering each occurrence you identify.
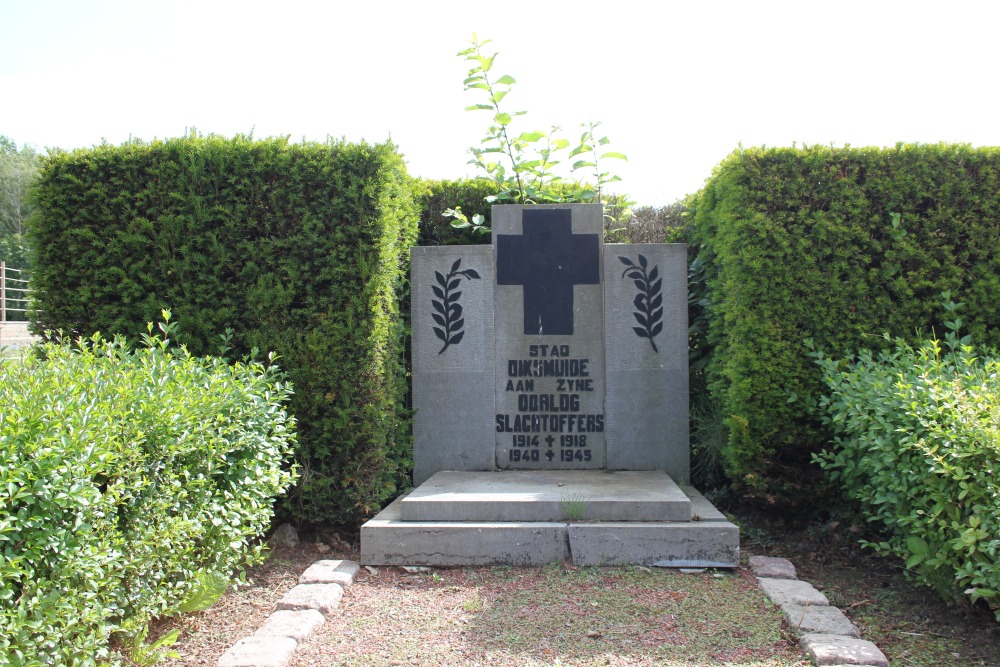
[749,555,797,579]
[758,577,830,607]
[276,583,343,615]
[254,609,325,640]
[299,560,360,587]
[362,474,739,567]
[604,243,689,480]
[217,636,297,667]
[682,486,729,522]
[568,521,739,567]
[799,633,889,666]
[362,495,570,566]
[782,603,860,637]
[401,470,691,522]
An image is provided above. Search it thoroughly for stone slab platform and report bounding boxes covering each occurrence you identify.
[401,470,691,522]
[361,475,738,567]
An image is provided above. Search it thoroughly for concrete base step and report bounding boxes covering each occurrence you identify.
[361,472,738,568]
[401,470,691,522]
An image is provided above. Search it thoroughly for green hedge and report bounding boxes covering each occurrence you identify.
[29,133,418,526]
[414,178,496,246]
[0,323,297,666]
[813,315,1000,619]
[412,177,610,247]
[690,143,1000,501]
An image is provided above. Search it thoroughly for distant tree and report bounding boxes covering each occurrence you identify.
[0,136,39,270]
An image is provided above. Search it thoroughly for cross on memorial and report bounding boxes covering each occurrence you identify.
[496,209,601,335]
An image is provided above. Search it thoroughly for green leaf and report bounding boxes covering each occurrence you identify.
[496,74,516,85]
[494,112,512,125]
[465,104,495,112]
[475,54,496,71]
[602,151,628,160]
[177,571,228,613]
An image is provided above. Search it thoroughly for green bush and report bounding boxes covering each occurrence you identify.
[0,317,297,665]
[813,305,1000,619]
[690,143,1000,503]
[28,133,418,526]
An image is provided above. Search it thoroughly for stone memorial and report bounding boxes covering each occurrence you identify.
[362,204,737,567]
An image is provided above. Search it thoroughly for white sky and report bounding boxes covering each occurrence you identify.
[2,0,998,206]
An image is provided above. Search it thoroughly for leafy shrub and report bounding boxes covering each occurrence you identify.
[813,302,1000,619]
[0,317,297,665]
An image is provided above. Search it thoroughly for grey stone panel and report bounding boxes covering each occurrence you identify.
[494,335,606,470]
[604,244,689,369]
[782,603,860,637]
[605,371,688,477]
[254,609,325,640]
[799,633,889,666]
[568,522,739,567]
[757,577,830,607]
[604,244,689,481]
[492,205,607,471]
[361,496,569,566]
[217,636,298,667]
[400,470,690,522]
[411,246,495,485]
[298,559,360,586]
[276,583,344,615]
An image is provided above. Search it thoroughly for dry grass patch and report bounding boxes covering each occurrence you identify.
[292,563,808,667]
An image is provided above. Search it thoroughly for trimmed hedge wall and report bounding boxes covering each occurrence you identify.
[29,133,418,526]
[690,143,1000,502]
[414,178,496,246]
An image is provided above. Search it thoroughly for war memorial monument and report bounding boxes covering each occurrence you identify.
[362,204,738,567]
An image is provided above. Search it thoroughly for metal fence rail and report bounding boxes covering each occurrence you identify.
[1,261,31,322]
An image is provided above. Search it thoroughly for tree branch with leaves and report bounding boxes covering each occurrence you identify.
[444,35,629,234]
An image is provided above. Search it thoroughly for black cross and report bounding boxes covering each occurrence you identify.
[496,209,600,335]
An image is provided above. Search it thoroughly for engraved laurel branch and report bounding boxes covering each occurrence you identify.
[620,254,663,353]
[432,258,481,354]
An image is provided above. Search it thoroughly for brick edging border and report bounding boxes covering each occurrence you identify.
[217,559,360,667]
[749,555,890,667]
